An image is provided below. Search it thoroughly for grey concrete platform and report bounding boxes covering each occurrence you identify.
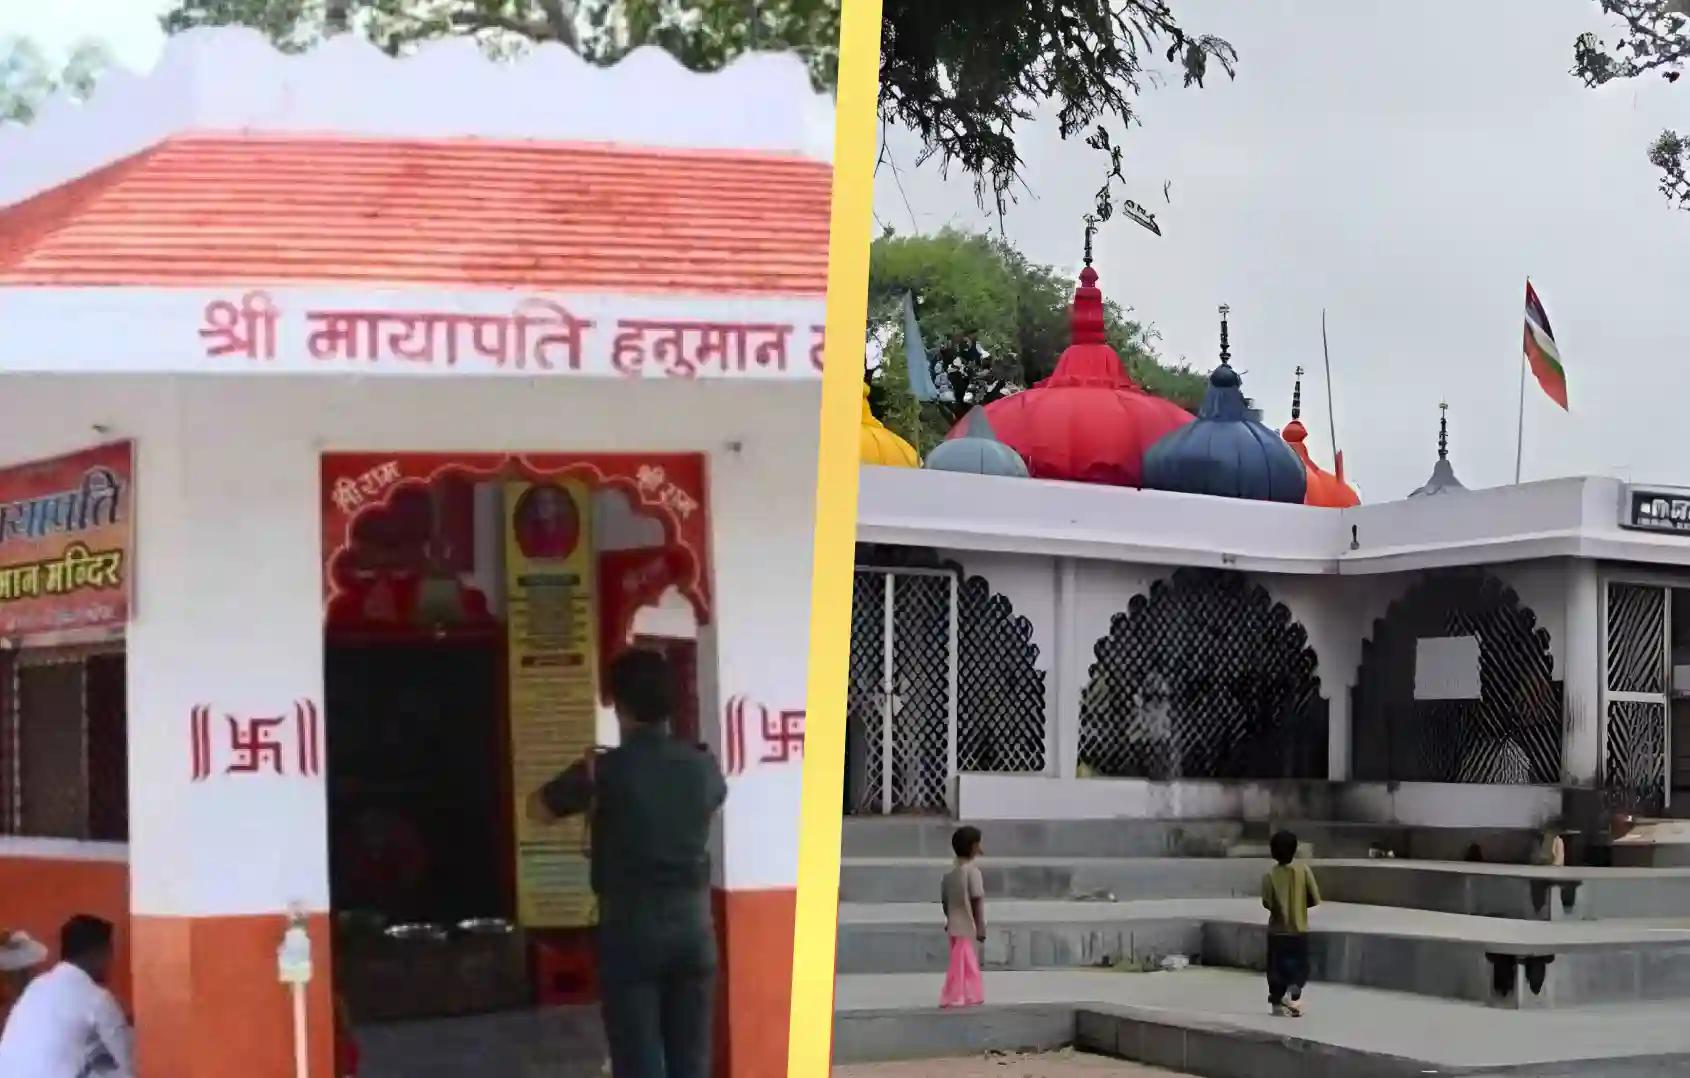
[840,857,1271,904]
[1314,858,1690,921]
[848,854,1690,920]
[842,817,1250,859]
[846,854,1690,920]
[842,816,1544,862]
[837,898,1690,1008]
[833,968,1690,1076]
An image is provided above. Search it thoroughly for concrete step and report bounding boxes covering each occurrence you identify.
[1269,819,1545,862]
[839,857,1272,904]
[842,817,1249,859]
[847,855,1690,920]
[833,968,1690,1076]
[1314,860,1690,921]
[835,898,1690,1009]
[1611,819,1690,867]
[842,816,1544,862]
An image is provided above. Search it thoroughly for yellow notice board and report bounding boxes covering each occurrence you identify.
[504,479,599,928]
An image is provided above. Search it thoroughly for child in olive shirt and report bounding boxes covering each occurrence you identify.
[1261,829,1320,1017]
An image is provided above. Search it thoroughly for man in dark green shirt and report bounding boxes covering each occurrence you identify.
[528,648,727,1078]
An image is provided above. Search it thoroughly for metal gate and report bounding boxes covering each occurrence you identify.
[1603,579,1671,814]
[847,566,958,815]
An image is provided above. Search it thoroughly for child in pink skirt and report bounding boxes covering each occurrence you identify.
[939,825,986,1007]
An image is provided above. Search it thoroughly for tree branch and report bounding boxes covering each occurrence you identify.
[536,0,579,50]
[449,10,554,42]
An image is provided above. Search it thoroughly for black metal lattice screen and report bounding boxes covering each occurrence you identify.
[847,564,1048,814]
[1078,569,1327,780]
[1607,700,1667,815]
[846,569,888,815]
[845,568,954,814]
[955,571,1046,774]
[1604,582,1668,814]
[890,573,954,812]
[1352,570,1562,785]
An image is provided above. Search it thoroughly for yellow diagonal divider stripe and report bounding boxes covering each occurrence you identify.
[787,0,883,1072]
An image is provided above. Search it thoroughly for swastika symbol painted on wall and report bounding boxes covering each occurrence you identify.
[722,695,804,776]
[190,700,320,781]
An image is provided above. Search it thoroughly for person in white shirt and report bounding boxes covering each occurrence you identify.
[0,915,133,1078]
[0,929,48,1008]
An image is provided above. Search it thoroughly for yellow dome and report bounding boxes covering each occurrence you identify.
[861,384,920,467]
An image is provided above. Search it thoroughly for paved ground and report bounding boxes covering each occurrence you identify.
[848,854,1690,881]
[835,967,1690,1069]
[835,1050,1192,1076]
[357,1006,607,1078]
[837,896,1690,945]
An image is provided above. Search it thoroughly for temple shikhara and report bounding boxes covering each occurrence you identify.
[0,27,830,1078]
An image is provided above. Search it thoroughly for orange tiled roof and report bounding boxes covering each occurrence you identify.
[0,134,831,294]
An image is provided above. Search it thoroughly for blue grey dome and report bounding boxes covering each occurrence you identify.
[926,407,1030,477]
[1141,308,1306,503]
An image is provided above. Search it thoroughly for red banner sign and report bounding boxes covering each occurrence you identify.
[322,452,712,628]
[0,442,134,639]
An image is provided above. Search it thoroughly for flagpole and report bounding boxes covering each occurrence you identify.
[1515,278,1528,484]
[1321,309,1338,464]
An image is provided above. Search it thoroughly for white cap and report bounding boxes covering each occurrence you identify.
[0,932,48,972]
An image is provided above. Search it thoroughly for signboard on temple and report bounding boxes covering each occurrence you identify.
[1621,487,1690,535]
[504,479,600,928]
[0,441,133,639]
[1413,635,1480,701]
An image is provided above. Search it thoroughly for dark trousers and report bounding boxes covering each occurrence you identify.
[1266,932,1309,1004]
[597,900,718,1078]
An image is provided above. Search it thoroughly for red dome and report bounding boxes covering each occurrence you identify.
[957,264,1192,487]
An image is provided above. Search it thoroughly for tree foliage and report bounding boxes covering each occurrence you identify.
[878,0,1236,220]
[0,37,113,125]
[161,0,839,87]
[1575,0,1690,209]
[865,228,1205,453]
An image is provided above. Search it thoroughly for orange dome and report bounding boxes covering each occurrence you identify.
[1281,368,1359,508]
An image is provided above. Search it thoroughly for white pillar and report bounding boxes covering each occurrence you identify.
[1327,683,1352,781]
[126,380,332,1077]
[1563,559,1603,787]
[127,383,329,922]
[1054,558,1084,778]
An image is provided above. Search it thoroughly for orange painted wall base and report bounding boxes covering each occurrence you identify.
[0,856,131,1008]
[131,912,334,1078]
[713,887,796,1078]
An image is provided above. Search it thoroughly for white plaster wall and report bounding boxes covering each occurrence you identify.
[861,469,1690,576]
[1492,560,1571,674]
[0,372,819,915]
[1069,561,1167,677]
[942,551,1057,668]
[943,551,1058,776]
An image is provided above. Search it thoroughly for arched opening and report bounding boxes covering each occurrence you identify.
[1351,569,1560,785]
[1078,568,1327,780]
[319,451,710,1040]
[845,552,1048,815]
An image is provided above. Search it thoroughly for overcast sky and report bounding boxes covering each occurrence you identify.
[8,2,1687,500]
[2,0,170,70]
[875,0,1689,502]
